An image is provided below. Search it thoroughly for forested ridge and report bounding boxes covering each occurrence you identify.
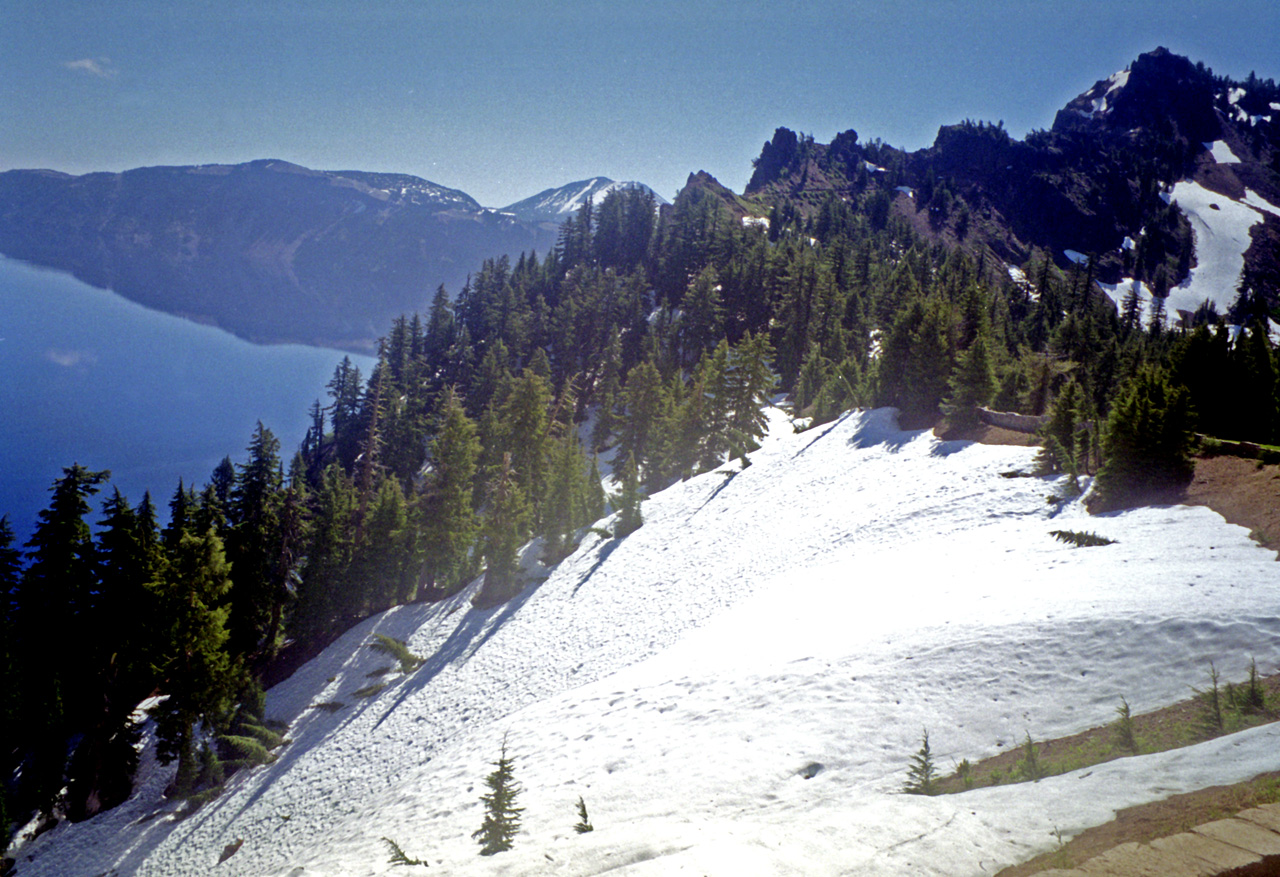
[4,57,1280,849]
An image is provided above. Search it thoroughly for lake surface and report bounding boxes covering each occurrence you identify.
[0,257,375,542]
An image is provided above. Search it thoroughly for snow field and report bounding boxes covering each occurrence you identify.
[14,408,1280,876]
[1165,180,1275,319]
[1101,181,1279,332]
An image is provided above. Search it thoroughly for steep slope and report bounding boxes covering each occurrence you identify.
[0,161,558,351]
[13,408,1280,876]
[501,178,667,224]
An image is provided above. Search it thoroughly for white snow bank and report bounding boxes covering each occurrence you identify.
[1205,140,1242,164]
[1166,180,1271,320]
[14,409,1280,877]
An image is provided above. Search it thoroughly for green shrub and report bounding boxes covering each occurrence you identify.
[368,634,424,674]
[1050,529,1116,547]
[218,735,276,767]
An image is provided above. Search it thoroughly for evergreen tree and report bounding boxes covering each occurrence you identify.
[65,488,165,820]
[290,463,357,639]
[327,357,365,471]
[1090,367,1196,511]
[1037,377,1086,475]
[497,369,553,526]
[227,422,288,662]
[473,735,524,855]
[350,475,412,614]
[614,360,667,476]
[421,388,481,597]
[0,517,24,841]
[150,526,237,798]
[615,453,644,537]
[574,795,594,833]
[14,465,109,815]
[542,428,590,562]
[677,265,725,366]
[941,333,997,429]
[475,454,530,608]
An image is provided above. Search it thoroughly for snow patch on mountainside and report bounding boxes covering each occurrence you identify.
[1205,140,1242,164]
[1165,180,1273,319]
[12,409,1280,877]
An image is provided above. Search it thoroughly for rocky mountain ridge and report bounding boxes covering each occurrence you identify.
[741,47,1280,320]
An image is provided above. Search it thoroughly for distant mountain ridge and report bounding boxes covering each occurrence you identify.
[500,177,667,224]
[0,160,561,351]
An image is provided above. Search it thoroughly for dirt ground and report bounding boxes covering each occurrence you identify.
[1184,454,1280,558]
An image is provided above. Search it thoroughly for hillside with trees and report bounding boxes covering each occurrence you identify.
[3,47,1280,853]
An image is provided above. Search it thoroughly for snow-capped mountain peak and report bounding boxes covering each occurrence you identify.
[500,178,667,224]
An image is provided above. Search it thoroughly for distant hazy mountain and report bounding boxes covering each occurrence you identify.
[0,160,559,352]
[501,177,667,224]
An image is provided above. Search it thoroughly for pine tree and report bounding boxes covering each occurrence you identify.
[542,428,590,562]
[0,516,24,841]
[904,728,937,795]
[290,463,357,639]
[327,357,365,471]
[421,387,481,597]
[574,795,594,833]
[227,422,288,661]
[615,453,644,537]
[473,735,523,855]
[942,333,997,429]
[14,464,110,814]
[150,526,237,799]
[475,454,530,608]
[1090,366,1196,511]
[614,360,667,476]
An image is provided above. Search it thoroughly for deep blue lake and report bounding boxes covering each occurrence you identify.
[0,256,375,543]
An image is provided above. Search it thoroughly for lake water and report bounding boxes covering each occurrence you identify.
[0,257,375,543]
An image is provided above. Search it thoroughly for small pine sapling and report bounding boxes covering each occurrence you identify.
[1244,658,1267,714]
[1017,732,1043,781]
[382,837,426,867]
[1113,696,1137,752]
[1194,662,1224,733]
[1049,529,1116,547]
[904,728,937,795]
[574,795,594,834]
[473,735,523,855]
[955,758,974,790]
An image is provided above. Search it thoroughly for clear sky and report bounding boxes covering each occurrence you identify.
[3,1,1278,208]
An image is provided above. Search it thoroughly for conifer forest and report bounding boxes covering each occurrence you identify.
[2,152,1279,844]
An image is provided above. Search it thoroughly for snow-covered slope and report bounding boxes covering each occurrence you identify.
[500,178,667,223]
[13,409,1280,876]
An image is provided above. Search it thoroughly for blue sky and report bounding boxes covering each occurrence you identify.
[3,1,1278,207]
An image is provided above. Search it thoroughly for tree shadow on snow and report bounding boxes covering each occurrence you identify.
[572,537,621,596]
[370,578,545,730]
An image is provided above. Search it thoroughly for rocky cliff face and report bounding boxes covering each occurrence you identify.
[0,160,558,351]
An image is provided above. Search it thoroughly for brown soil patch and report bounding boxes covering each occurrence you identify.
[997,773,1280,876]
[1184,455,1280,557]
[934,674,1280,797]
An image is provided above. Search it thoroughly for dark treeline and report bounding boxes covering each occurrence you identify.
[3,168,1279,842]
